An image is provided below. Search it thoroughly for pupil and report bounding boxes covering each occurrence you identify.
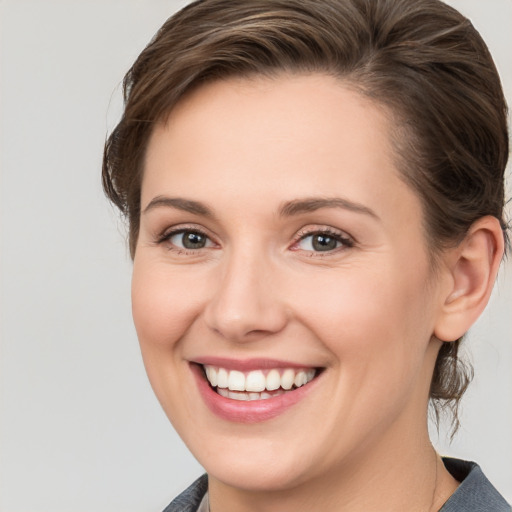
[312,234,337,251]
[183,232,206,249]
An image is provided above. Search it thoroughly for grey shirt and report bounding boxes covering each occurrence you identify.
[440,459,510,511]
[163,458,511,511]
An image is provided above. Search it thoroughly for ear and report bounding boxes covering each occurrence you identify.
[434,216,505,342]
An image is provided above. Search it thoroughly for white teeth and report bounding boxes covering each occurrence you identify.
[281,369,295,390]
[206,366,218,387]
[228,391,248,400]
[246,370,266,392]
[294,371,307,387]
[217,368,228,389]
[228,370,245,391]
[217,387,292,401]
[217,387,229,398]
[266,369,281,391]
[203,365,317,394]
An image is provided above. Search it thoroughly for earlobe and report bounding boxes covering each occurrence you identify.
[434,216,504,342]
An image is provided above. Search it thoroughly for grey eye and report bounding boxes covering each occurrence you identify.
[170,230,211,249]
[298,233,342,252]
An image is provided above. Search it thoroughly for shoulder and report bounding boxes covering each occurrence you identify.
[162,474,208,512]
[441,458,511,512]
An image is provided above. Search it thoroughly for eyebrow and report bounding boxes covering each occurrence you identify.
[142,196,215,218]
[279,197,379,219]
[142,195,379,221]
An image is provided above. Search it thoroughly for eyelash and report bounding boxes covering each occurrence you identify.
[156,225,215,255]
[292,227,355,256]
[156,226,355,256]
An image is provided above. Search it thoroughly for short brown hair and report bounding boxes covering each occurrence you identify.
[102,0,509,433]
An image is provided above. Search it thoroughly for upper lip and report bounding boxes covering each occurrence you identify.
[191,356,319,372]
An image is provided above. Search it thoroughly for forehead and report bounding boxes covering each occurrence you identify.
[142,73,421,229]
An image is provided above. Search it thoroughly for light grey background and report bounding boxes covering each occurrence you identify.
[0,1,510,510]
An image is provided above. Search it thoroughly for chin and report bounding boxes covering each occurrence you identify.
[202,452,312,492]
[177,420,334,493]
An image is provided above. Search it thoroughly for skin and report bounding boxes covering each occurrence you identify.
[132,74,502,511]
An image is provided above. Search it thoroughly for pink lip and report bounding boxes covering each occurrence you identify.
[192,356,315,372]
[190,363,321,423]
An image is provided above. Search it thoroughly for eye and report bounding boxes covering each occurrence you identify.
[294,229,354,253]
[166,229,214,250]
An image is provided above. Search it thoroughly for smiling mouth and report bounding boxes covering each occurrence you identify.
[201,365,319,401]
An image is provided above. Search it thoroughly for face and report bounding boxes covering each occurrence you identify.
[132,74,445,492]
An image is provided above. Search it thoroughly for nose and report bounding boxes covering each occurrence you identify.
[203,248,288,342]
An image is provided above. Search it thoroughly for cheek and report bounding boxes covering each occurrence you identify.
[297,266,435,436]
[302,262,427,323]
[293,261,434,376]
[131,260,207,349]
[130,260,211,424]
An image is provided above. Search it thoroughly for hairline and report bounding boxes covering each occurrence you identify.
[135,69,444,268]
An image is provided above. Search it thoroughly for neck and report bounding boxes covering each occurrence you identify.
[208,426,459,512]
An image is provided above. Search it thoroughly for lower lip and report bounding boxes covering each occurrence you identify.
[191,364,320,423]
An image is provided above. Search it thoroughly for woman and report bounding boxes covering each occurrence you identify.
[103,0,510,510]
